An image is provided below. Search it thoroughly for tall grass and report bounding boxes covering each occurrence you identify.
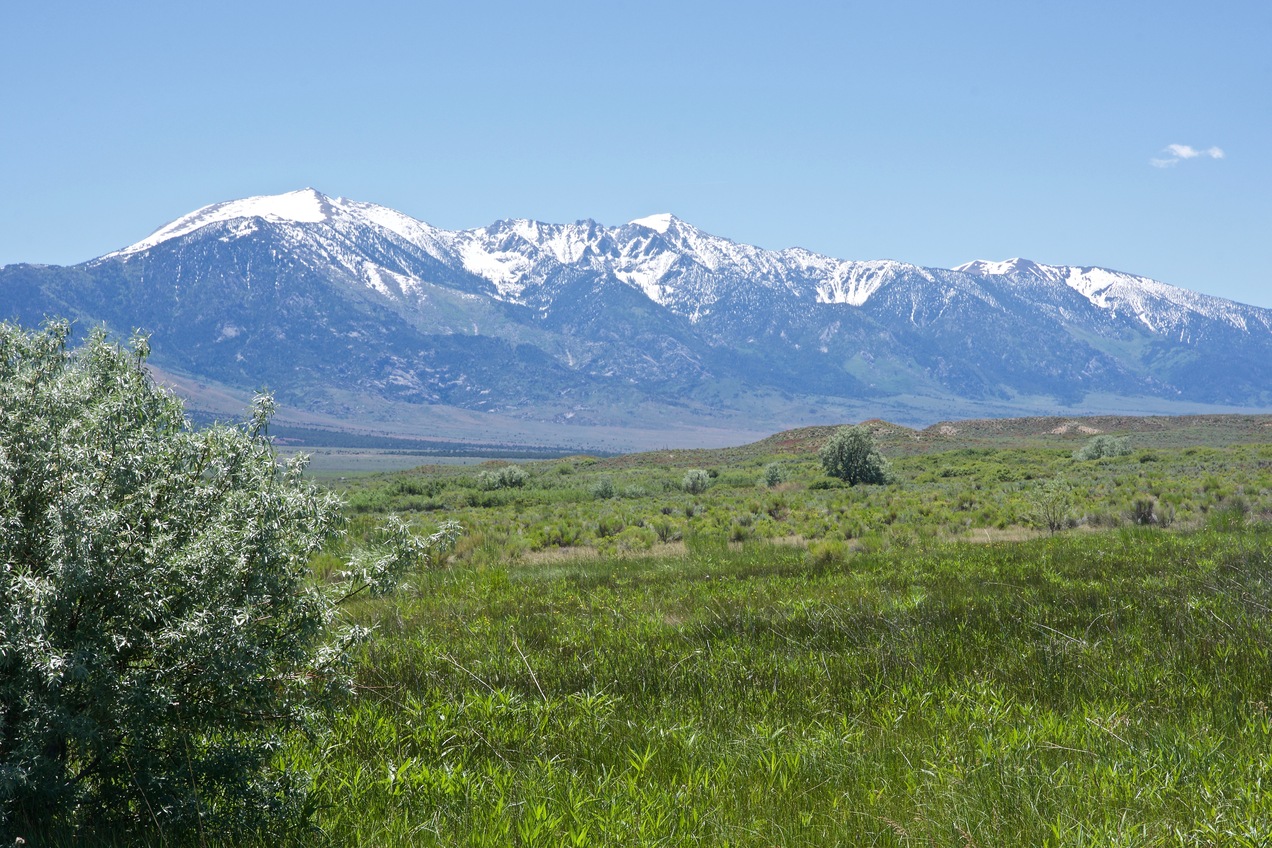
[287,526,1272,845]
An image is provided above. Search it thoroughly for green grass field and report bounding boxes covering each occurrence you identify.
[265,418,1272,845]
[297,530,1272,846]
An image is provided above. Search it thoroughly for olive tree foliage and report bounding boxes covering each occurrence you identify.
[818,425,892,486]
[0,322,459,838]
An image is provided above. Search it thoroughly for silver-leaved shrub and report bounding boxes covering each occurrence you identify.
[0,322,458,840]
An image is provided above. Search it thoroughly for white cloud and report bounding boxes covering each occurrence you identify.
[1152,144,1225,168]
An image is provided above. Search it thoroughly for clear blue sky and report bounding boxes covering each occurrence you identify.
[3,1,1269,306]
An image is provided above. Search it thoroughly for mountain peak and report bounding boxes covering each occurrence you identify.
[954,257,1045,277]
[237,187,335,221]
[108,188,337,257]
[628,213,676,234]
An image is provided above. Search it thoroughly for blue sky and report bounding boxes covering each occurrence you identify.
[3,1,1269,306]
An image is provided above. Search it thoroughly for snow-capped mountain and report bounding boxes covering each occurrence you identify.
[953,257,1270,338]
[4,188,1271,432]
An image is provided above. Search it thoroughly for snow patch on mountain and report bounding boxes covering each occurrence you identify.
[614,249,682,305]
[956,258,1270,336]
[629,213,673,234]
[111,188,333,256]
[955,258,1050,280]
[1060,266,1126,307]
[363,263,395,298]
[815,261,910,306]
[524,221,592,265]
[337,199,453,258]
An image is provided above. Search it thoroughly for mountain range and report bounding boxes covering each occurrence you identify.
[3,188,1270,450]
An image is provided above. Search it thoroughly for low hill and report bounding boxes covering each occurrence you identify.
[582,413,1272,473]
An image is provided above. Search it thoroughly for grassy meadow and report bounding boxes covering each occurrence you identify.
[284,417,1272,846]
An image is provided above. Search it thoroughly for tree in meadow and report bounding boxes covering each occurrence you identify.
[818,425,891,485]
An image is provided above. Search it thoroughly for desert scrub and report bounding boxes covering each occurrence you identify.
[681,468,711,494]
[477,464,528,490]
[336,438,1272,564]
[1074,433,1132,460]
[761,462,787,487]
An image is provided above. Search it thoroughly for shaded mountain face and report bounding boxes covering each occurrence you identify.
[3,188,1271,430]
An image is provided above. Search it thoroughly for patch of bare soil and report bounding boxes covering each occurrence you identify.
[1049,422,1103,435]
[961,527,1042,543]
[520,541,688,565]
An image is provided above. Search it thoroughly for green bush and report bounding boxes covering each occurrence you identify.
[533,521,584,549]
[682,469,711,494]
[1130,497,1158,525]
[595,513,626,538]
[1030,478,1073,533]
[818,425,892,485]
[477,464,528,490]
[1074,434,1131,460]
[650,516,682,543]
[0,322,457,839]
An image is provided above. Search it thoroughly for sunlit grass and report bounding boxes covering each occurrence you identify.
[284,525,1272,845]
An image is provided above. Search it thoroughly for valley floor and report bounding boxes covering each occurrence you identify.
[274,422,1272,845]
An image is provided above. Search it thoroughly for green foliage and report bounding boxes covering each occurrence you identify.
[297,418,1272,844]
[1129,495,1172,526]
[1030,478,1073,533]
[818,425,891,485]
[11,320,1272,843]
[477,464,528,491]
[761,462,786,487]
[1207,496,1250,531]
[681,468,711,494]
[297,527,1272,846]
[1074,434,1132,460]
[0,322,458,841]
[590,476,616,500]
[335,431,1272,562]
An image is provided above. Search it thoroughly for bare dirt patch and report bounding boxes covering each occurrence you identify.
[1049,422,1103,435]
[962,527,1042,543]
[521,541,688,566]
